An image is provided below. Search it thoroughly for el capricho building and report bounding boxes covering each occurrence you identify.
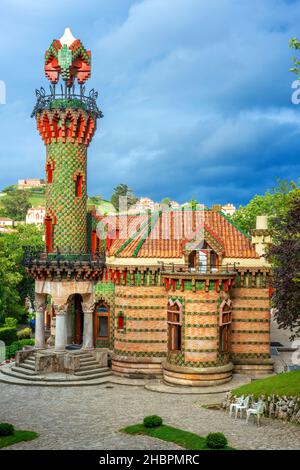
[24,29,273,386]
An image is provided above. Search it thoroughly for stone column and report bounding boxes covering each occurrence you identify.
[54,305,68,352]
[82,302,94,349]
[34,299,46,349]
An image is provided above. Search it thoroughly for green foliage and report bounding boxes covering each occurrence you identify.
[4,317,18,328]
[5,339,35,360]
[233,371,300,398]
[0,327,17,345]
[205,432,228,449]
[289,37,300,78]
[269,189,300,338]
[0,224,43,322]
[122,423,232,450]
[110,184,138,211]
[1,185,16,193]
[143,415,163,428]
[0,430,38,448]
[160,197,171,207]
[1,189,31,221]
[231,179,299,234]
[0,423,14,436]
[17,328,32,340]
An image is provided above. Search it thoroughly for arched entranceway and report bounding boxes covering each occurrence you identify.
[67,294,84,346]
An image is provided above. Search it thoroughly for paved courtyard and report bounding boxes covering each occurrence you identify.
[1,382,300,450]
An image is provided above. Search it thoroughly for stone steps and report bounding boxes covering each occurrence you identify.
[0,349,112,386]
[0,365,112,384]
[11,366,37,376]
[74,368,110,377]
[0,367,112,387]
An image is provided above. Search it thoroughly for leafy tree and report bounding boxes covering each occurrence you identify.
[111,184,138,212]
[0,237,23,323]
[160,197,171,207]
[89,194,102,205]
[231,179,299,234]
[0,225,43,323]
[269,189,300,339]
[1,185,16,193]
[289,37,300,77]
[2,190,31,221]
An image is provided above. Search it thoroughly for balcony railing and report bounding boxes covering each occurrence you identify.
[158,262,239,275]
[22,247,105,270]
[31,86,103,119]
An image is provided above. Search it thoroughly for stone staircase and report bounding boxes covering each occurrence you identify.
[0,350,112,386]
[73,351,111,380]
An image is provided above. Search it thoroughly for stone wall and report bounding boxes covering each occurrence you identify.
[222,391,300,423]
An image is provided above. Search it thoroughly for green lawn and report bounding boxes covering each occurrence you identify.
[0,430,38,449]
[28,193,46,207]
[121,424,233,450]
[232,371,300,398]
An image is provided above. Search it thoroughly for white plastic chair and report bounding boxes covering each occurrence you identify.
[229,395,244,417]
[235,395,250,419]
[246,401,265,425]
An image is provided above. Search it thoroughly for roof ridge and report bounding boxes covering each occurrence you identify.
[132,211,161,257]
[217,210,251,240]
[113,217,150,256]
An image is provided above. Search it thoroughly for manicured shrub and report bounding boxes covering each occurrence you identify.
[4,317,18,328]
[0,423,15,436]
[143,415,163,428]
[0,327,17,345]
[205,432,228,449]
[5,339,35,360]
[17,328,32,340]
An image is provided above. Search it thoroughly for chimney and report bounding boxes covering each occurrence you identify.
[251,215,271,258]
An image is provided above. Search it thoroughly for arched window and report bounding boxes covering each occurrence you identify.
[75,174,83,197]
[219,298,232,353]
[167,300,182,351]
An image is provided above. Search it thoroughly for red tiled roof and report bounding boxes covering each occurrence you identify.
[94,210,259,259]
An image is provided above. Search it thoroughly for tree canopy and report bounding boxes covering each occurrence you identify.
[111,184,138,212]
[230,180,299,234]
[269,188,300,339]
[0,224,43,323]
[1,190,31,221]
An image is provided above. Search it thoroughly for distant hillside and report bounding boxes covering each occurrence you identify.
[0,189,115,217]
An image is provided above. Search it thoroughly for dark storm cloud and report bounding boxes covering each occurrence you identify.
[0,0,299,205]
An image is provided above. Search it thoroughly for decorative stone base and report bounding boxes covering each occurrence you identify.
[233,357,273,376]
[233,364,274,376]
[162,361,234,387]
[112,355,163,378]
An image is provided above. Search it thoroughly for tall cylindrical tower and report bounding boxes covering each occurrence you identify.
[32,27,102,254]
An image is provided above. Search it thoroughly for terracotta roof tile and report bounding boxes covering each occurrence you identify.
[96,210,259,259]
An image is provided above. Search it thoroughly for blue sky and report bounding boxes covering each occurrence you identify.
[0,0,299,207]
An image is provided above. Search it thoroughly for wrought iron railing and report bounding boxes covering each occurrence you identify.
[22,247,105,270]
[31,85,103,119]
[158,262,239,275]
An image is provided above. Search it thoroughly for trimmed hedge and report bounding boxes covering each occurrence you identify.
[205,432,228,449]
[17,328,32,340]
[143,415,163,428]
[0,423,15,437]
[5,339,35,360]
[0,327,17,346]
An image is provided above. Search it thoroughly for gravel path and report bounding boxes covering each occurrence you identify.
[1,382,300,450]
